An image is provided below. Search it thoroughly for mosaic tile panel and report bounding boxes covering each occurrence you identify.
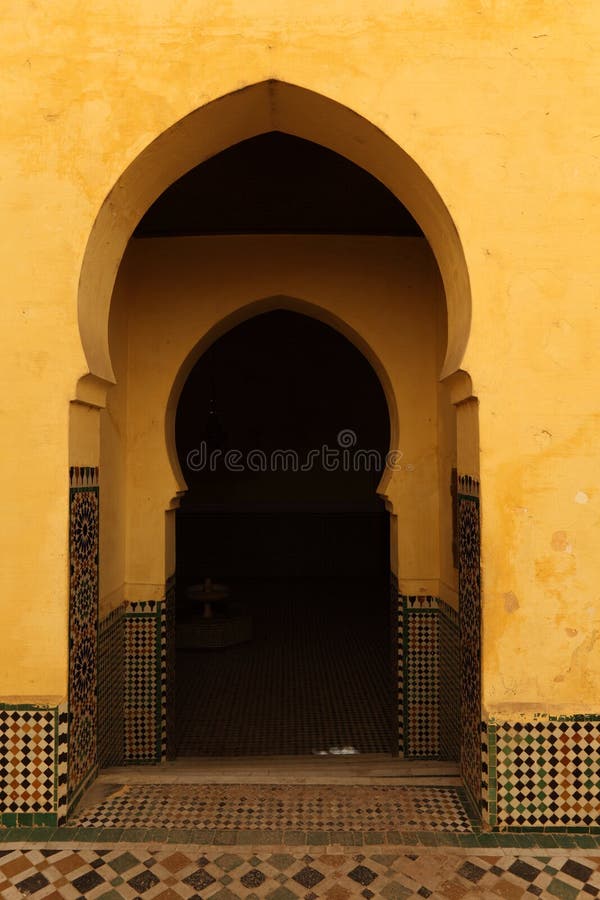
[397,597,460,761]
[404,597,439,758]
[439,599,460,762]
[164,577,177,761]
[0,701,68,826]
[72,783,475,832]
[487,716,600,829]
[123,595,173,765]
[97,604,125,768]
[390,572,403,755]
[68,467,99,808]
[482,719,492,823]
[124,602,161,763]
[458,474,481,811]
[5,847,600,900]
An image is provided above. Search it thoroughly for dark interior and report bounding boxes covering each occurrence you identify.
[175,311,394,756]
[136,131,422,237]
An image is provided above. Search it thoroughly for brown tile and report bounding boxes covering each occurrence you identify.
[438,878,470,899]
[324,886,352,900]
[318,855,347,868]
[53,853,86,875]
[0,855,31,877]
[154,891,185,900]
[491,879,528,900]
[161,851,193,873]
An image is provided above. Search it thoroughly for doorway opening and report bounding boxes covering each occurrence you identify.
[75,82,479,819]
[174,309,393,757]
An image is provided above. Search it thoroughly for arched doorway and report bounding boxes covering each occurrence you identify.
[174,308,393,757]
[68,83,480,819]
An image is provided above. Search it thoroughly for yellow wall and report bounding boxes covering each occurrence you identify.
[98,287,129,618]
[106,234,449,604]
[0,1,599,715]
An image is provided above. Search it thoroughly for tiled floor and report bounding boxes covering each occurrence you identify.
[2,843,600,898]
[71,784,476,833]
[176,580,393,757]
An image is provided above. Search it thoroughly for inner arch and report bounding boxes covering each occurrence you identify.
[173,308,394,757]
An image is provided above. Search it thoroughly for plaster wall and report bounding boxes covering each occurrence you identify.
[98,292,129,618]
[0,1,598,718]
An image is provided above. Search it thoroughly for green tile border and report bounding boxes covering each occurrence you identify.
[3,826,600,849]
[0,702,62,711]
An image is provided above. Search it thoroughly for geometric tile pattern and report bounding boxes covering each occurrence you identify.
[97,604,125,768]
[68,467,99,807]
[163,577,176,762]
[439,599,461,762]
[71,783,475,832]
[404,598,440,758]
[399,597,460,761]
[488,716,600,829]
[0,701,68,826]
[390,572,403,755]
[124,602,163,764]
[4,847,600,900]
[458,474,481,811]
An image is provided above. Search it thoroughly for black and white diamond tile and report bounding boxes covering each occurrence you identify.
[71,783,474,832]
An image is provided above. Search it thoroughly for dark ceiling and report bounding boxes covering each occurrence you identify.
[135,132,422,237]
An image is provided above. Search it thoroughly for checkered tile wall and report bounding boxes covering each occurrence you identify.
[404,597,440,758]
[0,701,68,826]
[483,716,600,829]
[401,597,460,760]
[391,574,403,755]
[124,589,174,764]
[97,603,125,767]
[439,600,460,762]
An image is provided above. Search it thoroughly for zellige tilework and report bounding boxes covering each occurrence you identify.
[404,597,440,759]
[162,577,176,762]
[391,573,404,756]
[3,846,600,900]
[71,783,475,832]
[97,603,125,768]
[486,716,600,829]
[124,602,161,763]
[0,701,68,826]
[399,596,460,762]
[68,466,99,810]
[439,600,460,762]
[458,474,482,811]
